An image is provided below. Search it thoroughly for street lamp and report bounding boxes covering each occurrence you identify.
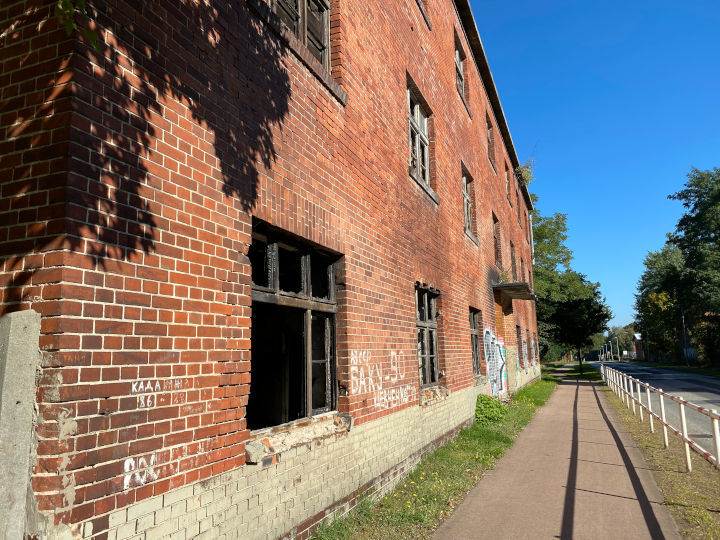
[608,341,612,362]
[616,337,620,361]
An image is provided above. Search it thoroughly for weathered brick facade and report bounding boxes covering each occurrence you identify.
[1,0,539,537]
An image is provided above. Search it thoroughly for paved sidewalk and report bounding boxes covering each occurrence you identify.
[434,368,680,539]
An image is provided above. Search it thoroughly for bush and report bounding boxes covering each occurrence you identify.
[475,394,507,426]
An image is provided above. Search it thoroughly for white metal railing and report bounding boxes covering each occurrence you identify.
[601,364,720,472]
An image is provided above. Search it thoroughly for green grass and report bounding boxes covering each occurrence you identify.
[311,377,557,540]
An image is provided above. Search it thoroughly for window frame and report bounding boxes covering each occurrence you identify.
[416,286,440,387]
[454,37,466,101]
[408,88,431,189]
[486,115,496,172]
[492,213,502,268]
[273,0,331,69]
[505,164,511,204]
[510,241,517,281]
[249,223,339,429]
[469,308,483,377]
[462,169,476,239]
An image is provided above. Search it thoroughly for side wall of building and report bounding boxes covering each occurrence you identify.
[1,0,539,537]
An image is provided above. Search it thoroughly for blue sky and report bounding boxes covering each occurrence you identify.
[472,0,720,327]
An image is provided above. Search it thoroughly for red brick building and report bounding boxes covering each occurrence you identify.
[1,0,539,537]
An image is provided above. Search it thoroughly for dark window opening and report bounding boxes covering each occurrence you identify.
[486,115,496,171]
[249,236,269,288]
[278,244,304,293]
[416,286,440,386]
[505,164,511,202]
[493,213,502,268]
[510,242,517,281]
[249,303,306,430]
[470,308,483,376]
[455,37,466,100]
[248,220,339,431]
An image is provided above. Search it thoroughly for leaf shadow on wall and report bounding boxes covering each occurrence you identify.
[2,0,291,305]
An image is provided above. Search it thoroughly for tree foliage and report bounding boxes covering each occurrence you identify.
[636,167,720,365]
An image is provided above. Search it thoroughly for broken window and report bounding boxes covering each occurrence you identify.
[492,213,502,268]
[470,308,483,376]
[510,241,517,281]
[416,286,440,386]
[455,37,466,99]
[248,220,339,430]
[274,0,330,68]
[486,115,496,171]
[462,171,474,237]
[517,187,522,224]
[408,88,431,187]
[505,164,511,202]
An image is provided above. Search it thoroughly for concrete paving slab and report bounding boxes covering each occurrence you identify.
[433,369,680,539]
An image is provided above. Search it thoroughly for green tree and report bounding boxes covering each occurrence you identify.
[634,243,686,362]
[668,167,720,363]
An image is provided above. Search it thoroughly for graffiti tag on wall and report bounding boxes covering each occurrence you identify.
[350,350,416,410]
[483,329,507,396]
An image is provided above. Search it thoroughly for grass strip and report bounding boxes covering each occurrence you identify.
[312,374,557,539]
[602,372,720,539]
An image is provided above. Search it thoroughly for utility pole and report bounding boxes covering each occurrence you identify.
[616,337,620,361]
[680,304,688,367]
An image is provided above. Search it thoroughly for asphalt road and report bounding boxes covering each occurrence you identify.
[593,362,720,453]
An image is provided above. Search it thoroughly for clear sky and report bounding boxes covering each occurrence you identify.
[471,0,720,328]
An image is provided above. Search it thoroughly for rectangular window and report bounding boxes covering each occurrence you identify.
[462,172,474,236]
[517,187,522,224]
[248,220,339,430]
[525,211,530,242]
[486,115,496,171]
[520,257,526,283]
[408,89,431,187]
[455,40,465,99]
[505,164,511,202]
[493,213,502,268]
[274,0,330,68]
[510,242,517,281]
[515,325,523,369]
[470,308,483,376]
[525,328,532,369]
[416,286,440,386]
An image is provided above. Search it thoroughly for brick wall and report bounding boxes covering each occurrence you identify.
[1,0,539,537]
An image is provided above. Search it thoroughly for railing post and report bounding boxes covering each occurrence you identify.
[712,410,720,469]
[659,390,669,448]
[637,382,644,422]
[623,374,629,407]
[630,379,637,416]
[679,398,692,472]
[646,386,654,433]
